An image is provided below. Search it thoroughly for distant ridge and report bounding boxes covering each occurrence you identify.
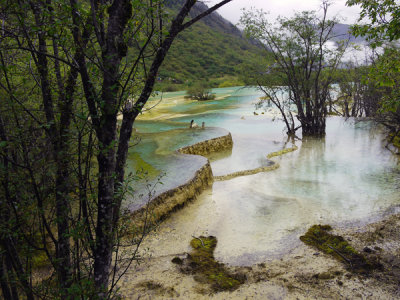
[158,2,364,87]
[332,23,365,43]
[187,1,243,38]
[157,0,261,86]
[164,0,242,37]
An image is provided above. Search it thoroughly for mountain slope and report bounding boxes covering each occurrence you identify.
[157,1,262,88]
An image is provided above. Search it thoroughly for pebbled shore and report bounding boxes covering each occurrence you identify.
[119,211,400,299]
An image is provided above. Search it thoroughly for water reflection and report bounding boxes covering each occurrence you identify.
[165,118,399,265]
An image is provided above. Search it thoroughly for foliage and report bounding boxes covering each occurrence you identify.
[154,76,244,92]
[237,53,283,87]
[331,62,381,118]
[347,0,400,142]
[157,19,263,84]
[391,133,400,151]
[152,2,260,91]
[367,47,400,139]
[368,47,400,111]
[156,83,186,92]
[217,77,244,88]
[186,82,215,100]
[347,0,400,45]
[241,1,348,136]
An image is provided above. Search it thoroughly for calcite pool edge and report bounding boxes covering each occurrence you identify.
[130,131,233,225]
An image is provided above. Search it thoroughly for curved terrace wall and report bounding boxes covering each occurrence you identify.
[131,131,234,225]
[131,159,213,225]
[177,132,233,156]
[130,129,297,225]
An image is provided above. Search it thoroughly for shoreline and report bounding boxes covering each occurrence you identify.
[121,108,400,298]
[119,210,400,299]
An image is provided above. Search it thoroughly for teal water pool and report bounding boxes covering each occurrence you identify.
[126,87,400,265]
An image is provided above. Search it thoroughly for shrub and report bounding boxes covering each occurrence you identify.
[186,82,215,100]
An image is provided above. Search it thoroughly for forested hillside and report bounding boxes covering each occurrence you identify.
[157,1,361,91]
[157,0,263,90]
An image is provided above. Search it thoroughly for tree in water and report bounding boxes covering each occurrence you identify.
[186,82,216,100]
[332,59,381,118]
[347,0,400,146]
[241,1,348,136]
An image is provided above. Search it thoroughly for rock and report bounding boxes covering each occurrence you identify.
[318,272,335,280]
[172,257,183,265]
[363,247,374,253]
[257,263,266,268]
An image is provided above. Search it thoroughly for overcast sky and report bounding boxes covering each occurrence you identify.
[206,0,362,25]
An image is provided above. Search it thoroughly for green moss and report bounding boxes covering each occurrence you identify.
[127,152,159,177]
[327,111,340,116]
[300,225,382,274]
[317,272,335,280]
[214,163,280,181]
[137,281,163,290]
[267,146,298,159]
[187,236,245,292]
[32,250,51,269]
[392,134,400,152]
[136,280,177,297]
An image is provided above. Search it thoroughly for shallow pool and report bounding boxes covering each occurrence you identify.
[127,87,400,265]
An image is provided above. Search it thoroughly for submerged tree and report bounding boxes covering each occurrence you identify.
[347,0,400,144]
[0,0,232,298]
[241,1,348,136]
[186,82,216,100]
[333,60,381,118]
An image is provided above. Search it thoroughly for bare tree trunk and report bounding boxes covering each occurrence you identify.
[30,3,74,292]
[0,254,13,300]
[93,0,132,294]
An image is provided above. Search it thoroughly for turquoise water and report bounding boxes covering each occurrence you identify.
[127,87,400,265]
[126,87,273,208]
[125,127,229,209]
[207,118,400,264]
